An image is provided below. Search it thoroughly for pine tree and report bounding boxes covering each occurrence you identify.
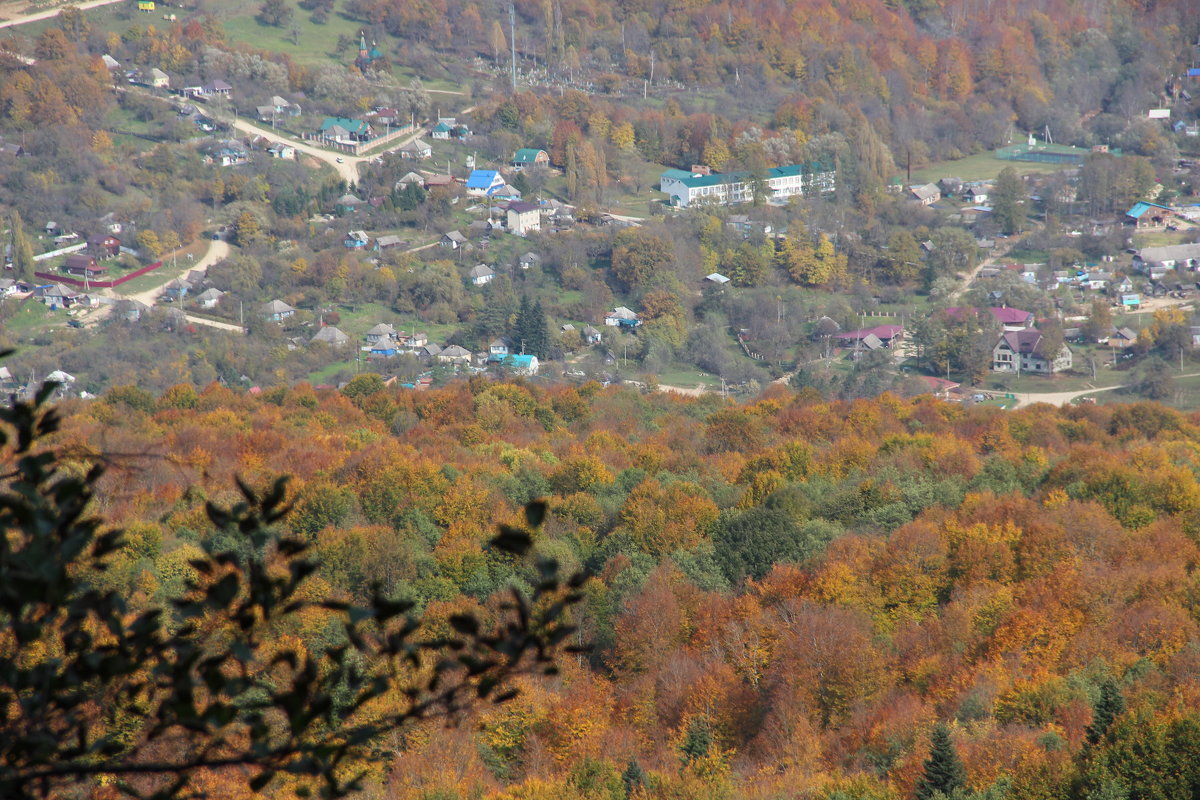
[1087,679,1126,747]
[914,723,967,800]
[622,759,646,798]
[514,295,533,354]
[529,299,549,358]
[679,718,712,764]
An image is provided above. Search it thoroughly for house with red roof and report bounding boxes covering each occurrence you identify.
[945,306,1034,331]
[836,324,904,348]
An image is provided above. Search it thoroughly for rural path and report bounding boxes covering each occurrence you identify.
[0,0,122,28]
[120,238,229,306]
[1010,372,1200,408]
[183,313,244,333]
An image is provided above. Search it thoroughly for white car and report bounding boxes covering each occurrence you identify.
[335,157,344,163]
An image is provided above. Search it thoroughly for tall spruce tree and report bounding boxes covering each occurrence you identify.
[1086,679,1126,746]
[622,759,646,798]
[914,723,967,800]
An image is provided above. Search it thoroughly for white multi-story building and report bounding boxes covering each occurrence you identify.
[659,163,836,208]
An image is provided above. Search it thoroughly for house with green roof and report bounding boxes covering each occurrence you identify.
[512,148,549,170]
[431,121,453,139]
[659,163,836,208]
[317,116,374,143]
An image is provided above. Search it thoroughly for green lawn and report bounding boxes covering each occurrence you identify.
[652,366,722,389]
[1,298,65,336]
[1132,230,1192,248]
[904,150,1076,185]
[1095,372,1200,409]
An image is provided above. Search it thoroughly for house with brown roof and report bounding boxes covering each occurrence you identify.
[63,254,106,279]
[992,329,1072,374]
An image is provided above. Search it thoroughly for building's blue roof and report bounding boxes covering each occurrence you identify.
[466,169,500,189]
[432,121,452,132]
[1127,201,1172,218]
[504,354,536,368]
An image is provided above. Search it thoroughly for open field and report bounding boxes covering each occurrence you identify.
[905,150,1077,184]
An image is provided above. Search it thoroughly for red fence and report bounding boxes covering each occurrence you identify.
[34,260,163,290]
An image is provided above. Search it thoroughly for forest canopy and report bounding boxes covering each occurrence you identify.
[15,376,1200,800]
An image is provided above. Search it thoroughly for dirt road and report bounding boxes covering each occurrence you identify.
[0,0,121,28]
[1010,372,1200,408]
[120,238,229,306]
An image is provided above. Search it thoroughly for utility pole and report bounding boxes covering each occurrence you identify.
[509,4,517,93]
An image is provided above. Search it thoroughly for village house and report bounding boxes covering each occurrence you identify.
[511,148,549,170]
[500,354,539,375]
[63,254,106,279]
[465,170,506,197]
[605,307,641,327]
[518,252,540,270]
[836,324,905,348]
[440,230,467,249]
[434,344,469,364]
[992,329,1073,374]
[260,299,295,322]
[1137,243,1200,271]
[489,337,515,358]
[726,215,773,238]
[946,306,1034,331]
[399,139,432,159]
[430,121,453,139]
[163,278,192,300]
[424,174,456,190]
[374,235,405,251]
[582,324,602,344]
[343,230,370,250]
[317,117,374,143]
[910,183,941,205]
[1125,201,1175,229]
[311,325,350,346]
[962,184,991,203]
[87,234,120,260]
[468,264,495,286]
[266,142,296,159]
[194,287,224,309]
[506,201,541,235]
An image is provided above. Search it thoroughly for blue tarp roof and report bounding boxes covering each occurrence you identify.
[466,170,500,189]
[1127,201,1172,218]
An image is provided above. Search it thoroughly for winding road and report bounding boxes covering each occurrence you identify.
[0,0,123,28]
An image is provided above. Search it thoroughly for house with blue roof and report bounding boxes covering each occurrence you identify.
[659,162,836,208]
[1125,201,1175,229]
[500,354,539,375]
[431,121,453,139]
[466,169,506,197]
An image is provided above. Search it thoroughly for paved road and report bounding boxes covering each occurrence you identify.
[0,0,122,28]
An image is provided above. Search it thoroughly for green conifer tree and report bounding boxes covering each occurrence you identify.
[1087,679,1126,747]
[914,723,967,800]
[679,718,712,765]
[622,759,646,798]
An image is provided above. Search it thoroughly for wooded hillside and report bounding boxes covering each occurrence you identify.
[53,378,1200,799]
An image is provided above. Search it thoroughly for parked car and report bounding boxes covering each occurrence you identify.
[66,319,84,328]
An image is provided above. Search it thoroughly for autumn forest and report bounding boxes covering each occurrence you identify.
[42,376,1200,800]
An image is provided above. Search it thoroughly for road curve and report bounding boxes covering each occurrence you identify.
[121,238,229,306]
[0,0,123,28]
